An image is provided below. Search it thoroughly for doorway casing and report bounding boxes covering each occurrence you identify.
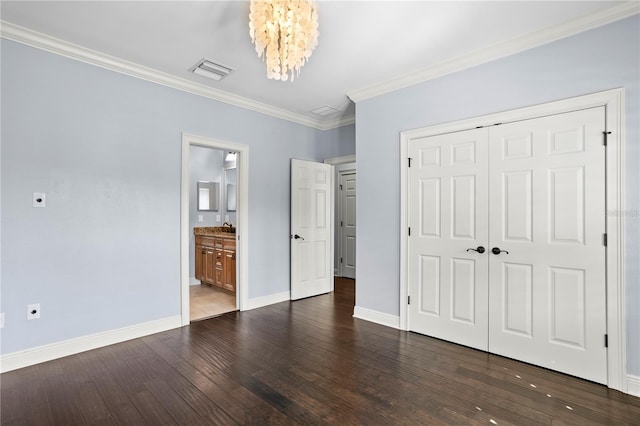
[399,89,626,392]
[181,133,249,326]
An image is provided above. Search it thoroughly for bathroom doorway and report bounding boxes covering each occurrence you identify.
[180,134,249,325]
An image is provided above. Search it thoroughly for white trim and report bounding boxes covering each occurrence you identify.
[243,291,291,311]
[348,2,639,102]
[189,277,200,286]
[0,315,181,373]
[627,375,640,397]
[0,20,351,131]
[181,134,250,326]
[399,88,626,393]
[325,154,356,165]
[353,306,400,329]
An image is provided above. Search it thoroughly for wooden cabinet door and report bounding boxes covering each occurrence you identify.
[195,244,205,281]
[204,248,216,284]
[223,250,236,292]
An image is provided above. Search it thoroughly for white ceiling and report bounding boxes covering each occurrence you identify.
[1,1,636,129]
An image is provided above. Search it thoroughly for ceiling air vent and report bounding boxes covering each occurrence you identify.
[190,59,233,81]
[311,105,340,117]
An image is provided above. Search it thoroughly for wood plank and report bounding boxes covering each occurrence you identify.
[2,278,639,425]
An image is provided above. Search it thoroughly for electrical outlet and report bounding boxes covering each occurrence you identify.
[27,304,40,320]
[216,215,221,222]
[33,192,46,208]
[198,215,204,223]
[225,215,230,222]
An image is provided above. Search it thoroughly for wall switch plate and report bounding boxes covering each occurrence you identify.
[0,313,4,329]
[33,192,46,208]
[27,304,40,320]
[216,215,221,222]
[225,215,230,222]
[198,215,204,223]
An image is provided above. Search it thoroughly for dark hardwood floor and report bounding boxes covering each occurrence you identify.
[2,277,639,425]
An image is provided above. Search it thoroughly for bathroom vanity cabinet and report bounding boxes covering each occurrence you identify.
[195,230,236,292]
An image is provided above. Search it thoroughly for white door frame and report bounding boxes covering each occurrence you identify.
[400,89,626,392]
[180,133,250,326]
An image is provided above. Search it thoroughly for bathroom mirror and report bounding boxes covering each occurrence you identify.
[197,181,219,211]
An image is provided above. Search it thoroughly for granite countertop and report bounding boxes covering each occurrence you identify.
[194,227,236,238]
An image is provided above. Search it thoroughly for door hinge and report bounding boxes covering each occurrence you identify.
[605,334,608,348]
[603,131,611,146]
[408,227,411,236]
[408,157,412,167]
[408,295,411,305]
[339,184,343,190]
[340,257,343,264]
[603,233,608,246]
[341,220,343,227]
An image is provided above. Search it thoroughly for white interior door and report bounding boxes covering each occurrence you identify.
[340,172,356,279]
[408,128,490,351]
[488,107,607,384]
[408,107,607,384]
[291,159,333,300]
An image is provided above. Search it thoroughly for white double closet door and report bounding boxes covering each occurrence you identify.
[408,107,607,384]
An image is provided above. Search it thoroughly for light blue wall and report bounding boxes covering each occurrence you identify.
[0,39,354,354]
[319,123,355,158]
[355,16,640,375]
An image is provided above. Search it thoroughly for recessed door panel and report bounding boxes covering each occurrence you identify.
[419,255,440,316]
[420,146,441,167]
[451,258,475,324]
[420,178,440,238]
[451,141,476,164]
[503,133,533,160]
[452,175,475,240]
[502,263,533,336]
[549,167,584,244]
[503,170,532,242]
[549,267,586,348]
[549,125,585,155]
[315,190,327,229]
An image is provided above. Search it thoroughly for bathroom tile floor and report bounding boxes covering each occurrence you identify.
[189,284,236,321]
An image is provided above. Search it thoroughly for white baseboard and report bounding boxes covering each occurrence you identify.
[243,291,290,311]
[627,374,640,397]
[189,277,200,286]
[353,306,400,329]
[1,315,182,373]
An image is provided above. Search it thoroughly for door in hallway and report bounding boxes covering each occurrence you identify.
[339,172,356,279]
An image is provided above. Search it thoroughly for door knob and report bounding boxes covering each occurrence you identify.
[491,247,509,255]
[292,234,305,240]
[466,246,486,254]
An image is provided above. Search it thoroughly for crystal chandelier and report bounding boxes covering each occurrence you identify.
[249,0,319,81]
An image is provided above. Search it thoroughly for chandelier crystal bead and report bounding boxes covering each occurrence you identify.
[249,0,319,82]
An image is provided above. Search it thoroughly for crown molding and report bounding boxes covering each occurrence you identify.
[0,20,353,131]
[318,114,356,130]
[347,1,640,103]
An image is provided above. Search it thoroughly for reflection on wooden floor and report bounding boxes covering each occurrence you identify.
[3,276,640,425]
[190,284,236,321]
